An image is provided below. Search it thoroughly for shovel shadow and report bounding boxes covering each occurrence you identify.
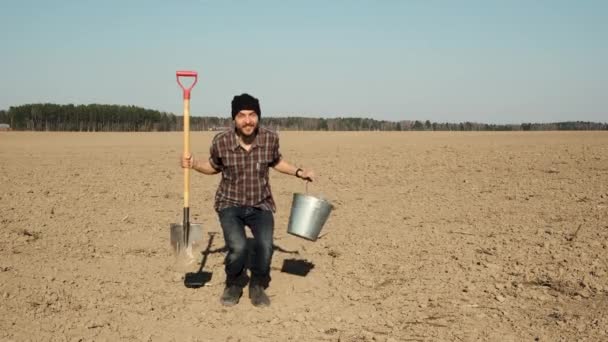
[184,232,221,288]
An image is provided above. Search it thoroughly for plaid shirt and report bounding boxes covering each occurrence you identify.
[209,127,282,212]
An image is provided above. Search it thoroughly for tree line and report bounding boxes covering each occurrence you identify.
[0,103,606,131]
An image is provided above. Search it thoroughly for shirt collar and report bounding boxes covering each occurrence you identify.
[231,127,264,151]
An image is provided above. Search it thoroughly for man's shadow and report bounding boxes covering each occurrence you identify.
[185,235,316,288]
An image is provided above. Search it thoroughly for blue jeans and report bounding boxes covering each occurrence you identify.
[218,206,274,287]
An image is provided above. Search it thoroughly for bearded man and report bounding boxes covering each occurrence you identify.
[181,93,314,307]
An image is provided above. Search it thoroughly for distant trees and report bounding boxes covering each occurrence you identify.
[1,103,606,131]
[0,110,7,127]
[262,117,402,131]
[3,104,172,131]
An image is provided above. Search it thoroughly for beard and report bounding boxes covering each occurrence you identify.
[235,122,258,137]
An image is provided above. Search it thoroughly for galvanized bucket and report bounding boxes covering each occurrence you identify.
[287,192,333,241]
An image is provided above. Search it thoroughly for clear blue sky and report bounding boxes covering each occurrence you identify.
[1,0,606,124]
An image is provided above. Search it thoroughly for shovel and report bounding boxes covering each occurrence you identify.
[170,70,203,262]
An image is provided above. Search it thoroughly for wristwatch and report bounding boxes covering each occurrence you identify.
[295,168,303,178]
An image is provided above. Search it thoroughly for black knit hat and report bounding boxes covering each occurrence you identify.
[231,93,261,120]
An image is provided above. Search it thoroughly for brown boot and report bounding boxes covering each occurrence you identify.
[249,284,270,307]
[220,285,243,306]
[220,272,248,306]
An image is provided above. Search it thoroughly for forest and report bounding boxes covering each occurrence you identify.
[0,103,606,131]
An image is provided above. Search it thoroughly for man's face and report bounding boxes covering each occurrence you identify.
[234,110,259,137]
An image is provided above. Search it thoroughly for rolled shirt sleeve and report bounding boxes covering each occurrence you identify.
[268,135,282,167]
[209,141,223,171]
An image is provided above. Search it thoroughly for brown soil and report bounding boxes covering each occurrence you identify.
[1,131,607,341]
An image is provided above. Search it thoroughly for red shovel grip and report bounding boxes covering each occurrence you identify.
[176,70,198,100]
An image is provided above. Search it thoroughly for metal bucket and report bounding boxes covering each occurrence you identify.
[287,193,333,241]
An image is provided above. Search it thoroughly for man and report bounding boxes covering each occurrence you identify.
[181,93,314,307]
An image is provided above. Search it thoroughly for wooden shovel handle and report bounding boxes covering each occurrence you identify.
[176,71,198,209]
[183,98,191,209]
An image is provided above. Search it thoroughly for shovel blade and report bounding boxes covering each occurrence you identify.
[170,223,203,255]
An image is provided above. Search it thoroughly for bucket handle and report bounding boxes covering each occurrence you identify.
[302,180,333,209]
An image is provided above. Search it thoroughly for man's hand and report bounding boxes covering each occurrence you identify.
[181,153,220,175]
[181,153,195,169]
[297,169,315,182]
